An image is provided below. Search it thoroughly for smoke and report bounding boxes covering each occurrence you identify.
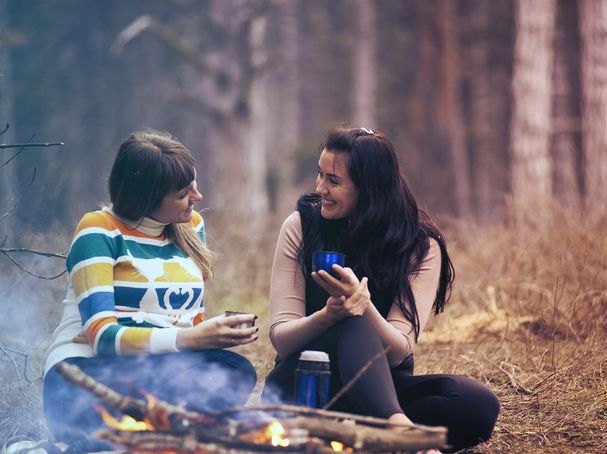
[0,250,67,443]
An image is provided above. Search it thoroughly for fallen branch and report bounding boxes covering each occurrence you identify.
[484,356,534,395]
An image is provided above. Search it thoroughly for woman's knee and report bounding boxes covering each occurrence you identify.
[449,377,500,449]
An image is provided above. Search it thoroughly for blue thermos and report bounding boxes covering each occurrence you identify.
[294,350,331,408]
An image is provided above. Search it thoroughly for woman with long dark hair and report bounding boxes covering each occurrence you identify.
[43,130,258,451]
[262,127,499,451]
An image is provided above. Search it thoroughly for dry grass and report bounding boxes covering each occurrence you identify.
[1,204,606,452]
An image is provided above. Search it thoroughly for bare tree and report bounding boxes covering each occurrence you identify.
[112,1,272,232]
[579,0,607,214]
[0,0,15,229]
[509,0,556,205]
[352,0,378,128]
[465,0,512,222]
[551,0,582,210]
[438,0,472,219]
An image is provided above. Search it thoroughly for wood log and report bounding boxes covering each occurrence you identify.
[97,429,334,453]
[282,417,447,452]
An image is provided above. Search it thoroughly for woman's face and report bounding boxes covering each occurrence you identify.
[316,149,359,220]
[150,177,203,224]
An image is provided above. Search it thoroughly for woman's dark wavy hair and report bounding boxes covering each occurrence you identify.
[298,127,454,340]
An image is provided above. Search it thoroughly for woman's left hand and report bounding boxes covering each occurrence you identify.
[311,265,360,298]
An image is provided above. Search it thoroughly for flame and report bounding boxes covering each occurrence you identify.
[95,405,154,431]
[267,420,290,447]
[330,440,345,451]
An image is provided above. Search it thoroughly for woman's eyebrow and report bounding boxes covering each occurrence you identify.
[318,166,341,180]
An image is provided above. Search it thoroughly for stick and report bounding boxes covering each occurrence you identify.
[323,346,391,410]
[483,356,534,395]
[56,363,217,428]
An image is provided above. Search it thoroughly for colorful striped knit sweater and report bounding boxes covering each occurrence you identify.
[44,208,206,373]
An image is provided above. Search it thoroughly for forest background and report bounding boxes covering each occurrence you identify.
[0,0,606,452]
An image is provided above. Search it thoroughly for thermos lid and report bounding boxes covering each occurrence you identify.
[299,350,330,362]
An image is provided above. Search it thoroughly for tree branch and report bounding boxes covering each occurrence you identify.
[0,247,67,259]
[0,142,64,149]
[0,168,36,223]
[0,251,67,280]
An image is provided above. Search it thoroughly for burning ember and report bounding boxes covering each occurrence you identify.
[330,440,346,451]
[242,420,291,447]
[95,405,154,432]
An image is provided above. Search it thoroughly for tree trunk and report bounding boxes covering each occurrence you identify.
[438,0,472,219]
[0,0,16,234]
[579,0,607,214]
[267,0,302,217]
[550,0,582,210]
[509,0,556,205]
[465,0,512,222]
[352,0,377,128]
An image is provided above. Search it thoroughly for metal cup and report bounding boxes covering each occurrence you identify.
[312,251,346,278]
[224,310,255,329]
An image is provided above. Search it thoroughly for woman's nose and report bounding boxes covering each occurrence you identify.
[316,179,327,194]
[192,189,203,201]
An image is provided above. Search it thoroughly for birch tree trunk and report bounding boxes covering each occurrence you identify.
[551,0,582,210]
[509,0,556,205]
[353,0,377,128]
[466,0,512,222]
[579,0,607,214]
[438,0,472,219]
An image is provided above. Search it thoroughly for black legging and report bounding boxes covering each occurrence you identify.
[262,317,499,451]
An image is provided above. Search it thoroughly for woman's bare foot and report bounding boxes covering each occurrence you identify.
[387,412,414,427]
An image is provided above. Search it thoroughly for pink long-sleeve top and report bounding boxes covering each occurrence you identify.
[269,211,442,368]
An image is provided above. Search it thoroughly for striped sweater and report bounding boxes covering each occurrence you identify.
[45,208,206,373]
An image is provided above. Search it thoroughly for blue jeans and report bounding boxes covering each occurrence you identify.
[43,350,256,451]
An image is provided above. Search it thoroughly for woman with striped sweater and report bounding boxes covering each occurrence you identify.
[43,130,258,451]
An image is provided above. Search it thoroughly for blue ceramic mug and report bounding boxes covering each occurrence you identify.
[312,251,346,278]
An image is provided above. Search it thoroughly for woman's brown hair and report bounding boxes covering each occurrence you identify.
[109,129,214,279]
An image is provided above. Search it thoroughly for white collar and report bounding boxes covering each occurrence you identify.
[104,207,168,237]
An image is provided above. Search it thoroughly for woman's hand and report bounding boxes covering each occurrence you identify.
[311,265,360,298]
[320,277,371,326]
[176,313,258,350]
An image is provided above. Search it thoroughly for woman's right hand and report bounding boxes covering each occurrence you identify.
[320,277,370,326]
[176,313,258,350]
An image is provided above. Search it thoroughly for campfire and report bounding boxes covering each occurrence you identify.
[57,363,446,453]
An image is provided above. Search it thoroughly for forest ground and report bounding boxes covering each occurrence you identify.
[1,203,605,453]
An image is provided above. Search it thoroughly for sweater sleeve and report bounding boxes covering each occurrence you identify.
[67,212,178,356]
[363,238,442,367]
[268,212,329,358]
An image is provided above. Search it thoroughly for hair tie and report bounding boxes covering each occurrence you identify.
[359,127,374,135]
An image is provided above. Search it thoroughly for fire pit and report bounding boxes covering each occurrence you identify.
[57,363,447,453]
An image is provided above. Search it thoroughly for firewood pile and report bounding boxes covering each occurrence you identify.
[57,363,447,453]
